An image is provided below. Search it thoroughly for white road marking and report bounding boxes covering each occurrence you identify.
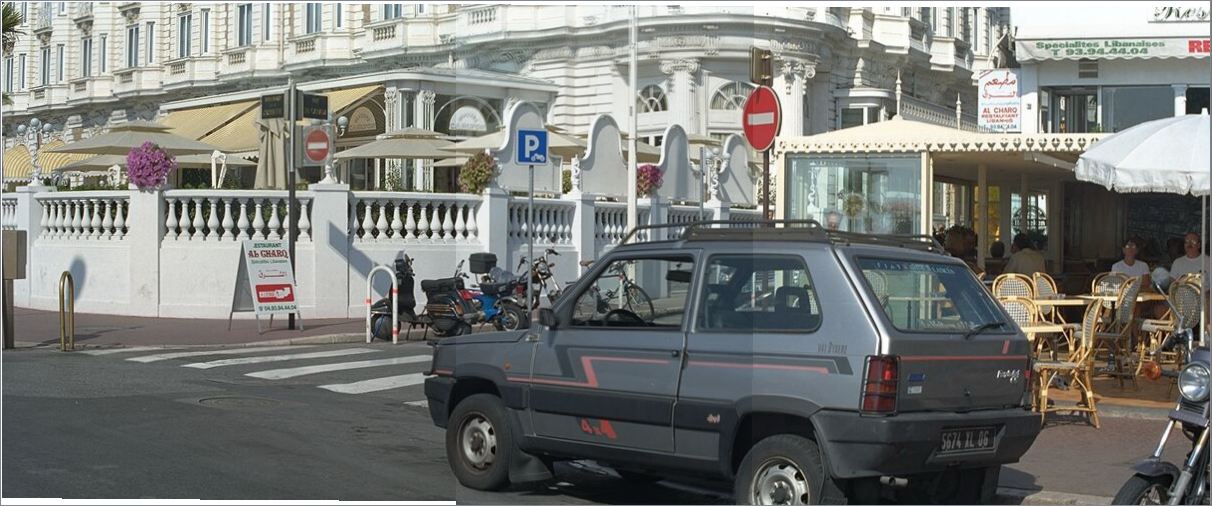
[245,354,431,380]
[182,348,380,369]
[747,112,775,125]
[404,400,429,408]
[318,373,427,394]
[78,346,174,356]
[126,345,314,363]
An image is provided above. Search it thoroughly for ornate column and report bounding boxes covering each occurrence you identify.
[412,89,436,191]
[660,58,700,134]
[383,88,403,188]
[774,59,816,137]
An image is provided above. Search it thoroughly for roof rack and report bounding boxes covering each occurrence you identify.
[619,219,946,254]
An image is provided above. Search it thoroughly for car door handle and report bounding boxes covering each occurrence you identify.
[670,349,681,358]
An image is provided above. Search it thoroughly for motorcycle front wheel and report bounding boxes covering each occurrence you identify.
[1113,475,1171,505]
[492,302,529,331]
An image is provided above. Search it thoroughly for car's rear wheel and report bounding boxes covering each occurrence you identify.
[446,394,513,490]
[734,435,826,505]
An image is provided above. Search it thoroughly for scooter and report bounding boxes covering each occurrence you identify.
[462,253,528,331]
[1114,327,1209,505]
[369,256,477,340]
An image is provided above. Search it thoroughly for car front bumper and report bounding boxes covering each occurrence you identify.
[424,376,455,428]
[812,408,1041,479]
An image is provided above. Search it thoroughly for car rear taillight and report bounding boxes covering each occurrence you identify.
[861,355,898,415]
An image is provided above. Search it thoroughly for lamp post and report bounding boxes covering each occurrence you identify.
[15,117,55,186]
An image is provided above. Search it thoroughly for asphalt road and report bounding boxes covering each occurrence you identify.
[1,343,1192,503]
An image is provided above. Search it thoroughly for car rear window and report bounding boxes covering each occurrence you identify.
[857,257,1006,333]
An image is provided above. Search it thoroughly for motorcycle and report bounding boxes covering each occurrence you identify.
[369,256,477,339]
[1114,326,1209,505]
[462,253,529,332]
[516,248,562,308]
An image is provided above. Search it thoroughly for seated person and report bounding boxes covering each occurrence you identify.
[1004,233,1045,275]
[1112,238,1151,282]
[1171,232,1206,279]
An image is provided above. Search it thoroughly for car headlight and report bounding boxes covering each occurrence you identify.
[1178,363,1210,403]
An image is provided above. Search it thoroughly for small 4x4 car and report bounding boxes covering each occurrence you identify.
[424,221,1041,504]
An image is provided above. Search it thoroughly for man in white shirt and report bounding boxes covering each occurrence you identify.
[1004,233,1046,275]
[1112,239,1151,277]
[1171,232,1206,279]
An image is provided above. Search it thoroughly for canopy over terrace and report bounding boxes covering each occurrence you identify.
[774,117,1106,279]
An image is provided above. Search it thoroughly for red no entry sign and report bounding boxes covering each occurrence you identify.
[742,86,781,151]
[303,127,331,164]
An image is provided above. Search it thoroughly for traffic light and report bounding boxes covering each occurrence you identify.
[750,47,773,87]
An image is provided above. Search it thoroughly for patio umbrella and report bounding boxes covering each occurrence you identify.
[333,128,456,160]
[255,118,289,190]
[448,125,587,160]
[434,157,468,168]
[1075,113,1209,196]
[1076,112,1211,343]
[45,121,223,156]
[54,153,256,171]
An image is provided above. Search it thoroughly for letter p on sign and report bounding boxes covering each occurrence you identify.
[516,129,549,166]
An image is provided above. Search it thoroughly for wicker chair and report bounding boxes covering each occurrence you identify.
[1091,272,1129,311]
[1035,302,1102,428]
[1140,279,1203,366]
[993,273,1036,299]
[998,296,1040,329]
[1093,276,1143,389]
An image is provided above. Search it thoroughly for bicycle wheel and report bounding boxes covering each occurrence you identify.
[624,284,656,321]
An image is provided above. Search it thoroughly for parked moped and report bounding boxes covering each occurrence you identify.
[369,256,477,339]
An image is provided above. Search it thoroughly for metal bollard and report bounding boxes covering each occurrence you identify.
[58,271,74,351]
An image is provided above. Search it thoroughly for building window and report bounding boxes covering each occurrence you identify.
[711,81,755,110]
[178,14,192,58]
[4,57,13,93]
[382,3,402,20]
[145,21,154,64]
[262,3,271,40]
[1011,191,1049,249]
[126,24,139,68]
[1104,86,1173,132]
[39,46,48,86]
[960,8,971,42]
[1187,87,1210,115]
[20,2,27,21]
[80,37,92,77]
[786,154,924,234]
[57,1,63,14]
[334,3,342,27]
[55,43,63,81]
[305,3,322,34]
[636,85,667,113]
[98,35,106,73]
[417,3,426,14]
[1046,88,1098,133]
[200,9,210,53]
[237,4,253,46]
[18,53,26,90]
[920,7,932,31]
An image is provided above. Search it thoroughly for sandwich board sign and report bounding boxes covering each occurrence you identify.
[230,240,303,333]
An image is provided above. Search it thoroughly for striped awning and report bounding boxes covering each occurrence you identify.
[162,100,259,141]
[326,84,383,117]
[194,85,383,154]
[3,140,91,180]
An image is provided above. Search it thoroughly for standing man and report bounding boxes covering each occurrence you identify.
[1171,232,1206,279]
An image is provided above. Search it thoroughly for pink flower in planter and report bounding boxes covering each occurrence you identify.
[126,141,178,190]
[636,163,663,197]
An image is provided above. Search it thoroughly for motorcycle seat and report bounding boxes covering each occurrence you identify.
[480,281,514,297]
[421,277,463,294]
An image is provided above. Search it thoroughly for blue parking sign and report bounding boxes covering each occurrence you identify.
[516,129,548,165]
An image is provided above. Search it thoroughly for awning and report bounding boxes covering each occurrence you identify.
[3,140,91,180]
[201,106,262,154]
[162,100,259,141]
[326,85,383,118]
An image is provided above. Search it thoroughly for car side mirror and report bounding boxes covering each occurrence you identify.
[538,308,558,329]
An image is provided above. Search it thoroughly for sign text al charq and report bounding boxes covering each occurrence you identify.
[977,70,1020,133]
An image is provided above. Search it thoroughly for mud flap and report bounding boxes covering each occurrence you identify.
[815,436,850,504]
[978,465,1001,505]
[508,448,554,483]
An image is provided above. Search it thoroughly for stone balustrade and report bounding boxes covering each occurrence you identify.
[35,192,130,241]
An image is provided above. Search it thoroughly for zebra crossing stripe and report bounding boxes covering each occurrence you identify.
[78,346,175,356]
[318,373,428,394]
[182,348,380,370]
[404,400,429,408]
[246,355,431,380]
[127,346,314,363]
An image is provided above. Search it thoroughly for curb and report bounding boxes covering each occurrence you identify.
[10,332,394,350]
[997,487,1111,505]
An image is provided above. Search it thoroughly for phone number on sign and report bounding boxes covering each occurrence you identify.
[1059,47,1151,56]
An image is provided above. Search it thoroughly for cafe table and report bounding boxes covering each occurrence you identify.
[1077,293,1167,304]
[1019,322,1070,358]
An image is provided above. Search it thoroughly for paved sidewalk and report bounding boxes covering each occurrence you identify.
[9,307,368,348]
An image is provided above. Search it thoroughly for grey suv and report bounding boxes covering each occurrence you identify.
[424,221,1041,504]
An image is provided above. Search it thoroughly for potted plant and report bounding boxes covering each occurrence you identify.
[636,163,663,197]
[458,152,496,194]
[126,141,178,191]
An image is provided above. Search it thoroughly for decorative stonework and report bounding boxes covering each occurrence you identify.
[659,58,699,76]
[778,133,1106,154]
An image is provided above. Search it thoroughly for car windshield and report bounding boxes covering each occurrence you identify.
[857,257,1006,333]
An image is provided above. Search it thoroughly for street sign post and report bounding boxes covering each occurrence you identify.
[261,93,286,119]
[516,128,549,315]
[298,92,329,121]
[749,47,773,87]
[741,85,781,221]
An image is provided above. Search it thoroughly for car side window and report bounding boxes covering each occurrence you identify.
[697,255,822,332]
[569,256,695,329]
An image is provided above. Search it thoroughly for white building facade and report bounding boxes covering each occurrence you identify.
[5,3,1010,190]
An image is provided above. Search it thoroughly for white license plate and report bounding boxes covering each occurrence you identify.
[938,426,997,455]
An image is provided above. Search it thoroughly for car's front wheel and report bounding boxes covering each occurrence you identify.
[446,394,513,490]
[734,435,827,505]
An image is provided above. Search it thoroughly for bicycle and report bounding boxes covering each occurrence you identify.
[576,260,656,322]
